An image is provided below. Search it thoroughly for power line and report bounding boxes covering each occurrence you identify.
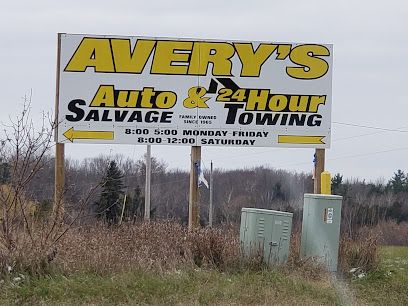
[333,131,384,142]
[277,145,408,169]
[211,122,408,161]
[333,121,408,133]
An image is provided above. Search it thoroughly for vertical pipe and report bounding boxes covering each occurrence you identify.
[189,146,201,230]
[209,160,213,227]
[144,145,151,221]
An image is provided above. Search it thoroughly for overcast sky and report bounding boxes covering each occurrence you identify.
[1,0,407,181]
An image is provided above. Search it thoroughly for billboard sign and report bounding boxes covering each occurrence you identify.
[56,33,333,148]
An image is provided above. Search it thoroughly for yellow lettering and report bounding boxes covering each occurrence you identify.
[309,95,326,112]
[288,96,308,112]
[245,89,269,110]
[286,45,330,79]
[268,95,288,111]
[117,91,139,107]
[65,38,114,72]
[188,42,234,76]
[151,41,193,74]
[111,39,156,73]
[90,85,115,107]
[235,43,277,77]
[140,88,155,108]
[155,92,177,108]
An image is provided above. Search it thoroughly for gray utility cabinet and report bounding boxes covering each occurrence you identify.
[301,194,343,272]
[240,208,293,265]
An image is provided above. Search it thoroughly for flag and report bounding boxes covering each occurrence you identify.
[196,162,209,188]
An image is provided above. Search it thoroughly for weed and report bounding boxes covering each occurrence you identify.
[339,230,380,274]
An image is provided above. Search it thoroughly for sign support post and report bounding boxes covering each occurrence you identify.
[144,145,151,221]
[209,160,214,227]
[54,33,65,219]
[189,146,201,230]
[54,143,65,218]
[314,148,325,194]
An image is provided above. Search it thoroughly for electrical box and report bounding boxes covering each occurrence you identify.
[240,208,293,265]
[301,194,343,271]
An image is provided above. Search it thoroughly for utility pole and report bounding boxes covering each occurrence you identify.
[189,146,201,230]
[144,145,151,221]
[314,148,325,194]
[209,160,214,227]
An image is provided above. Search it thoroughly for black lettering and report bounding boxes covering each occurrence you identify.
[66,99,85,122]
[307,114,322,126]
[160,111,173,123]
[128,111,142,122]
[238,112,253,125]
[225,103,244,124]
[101,110,112,122]
[280,114,288,125]
[288,114,306,126]
[115,110,129,121]
[84,110,99,121]
[145,111,159,123]
[255,113,280,125]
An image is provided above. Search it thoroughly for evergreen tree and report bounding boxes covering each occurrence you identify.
[388,169,407,194]
[126,185,144,220]
[331,173,343,195]
[96,161,124,224]
[0,161,10,184]
[125,186,157,221]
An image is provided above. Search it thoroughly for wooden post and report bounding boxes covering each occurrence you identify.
[119,194,127,225]
[54,143,65,217]
[144,145,151,221]
[54,33,65,218]
[189,146,201,230]
[314,148,325,194]
[209,160,213,227]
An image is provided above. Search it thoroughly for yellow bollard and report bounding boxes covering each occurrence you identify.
[321,171,331,195]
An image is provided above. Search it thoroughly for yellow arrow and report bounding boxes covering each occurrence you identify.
[278,135,325,145]
[63,127,114,142]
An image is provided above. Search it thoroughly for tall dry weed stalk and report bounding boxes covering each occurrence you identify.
[286,229,326,280]
[0,100,99,276]
[54,221,241,274]
[372,221,408,246]
[339,230,380,274]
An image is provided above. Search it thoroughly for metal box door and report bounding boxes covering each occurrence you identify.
[240,208,293,265]
[301,194,343,271]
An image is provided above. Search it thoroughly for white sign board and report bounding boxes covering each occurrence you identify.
[56,33,333,148]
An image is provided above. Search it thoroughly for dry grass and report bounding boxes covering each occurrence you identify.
[53,221,241,274]
[1,219,385,287]
[372,221,408,246]
[338,230,380,274]
[286,229,327,280]
[4,220,401,305]
[2,219,383,280]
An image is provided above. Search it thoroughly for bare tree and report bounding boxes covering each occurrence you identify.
[0,97,54,252]
[0,97,99,273]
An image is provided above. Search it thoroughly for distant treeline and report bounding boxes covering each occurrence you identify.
[3,154,408,237]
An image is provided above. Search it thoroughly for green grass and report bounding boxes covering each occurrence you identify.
[0,269,340,306]
[1,246,407,305]
[351,246,408,306]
